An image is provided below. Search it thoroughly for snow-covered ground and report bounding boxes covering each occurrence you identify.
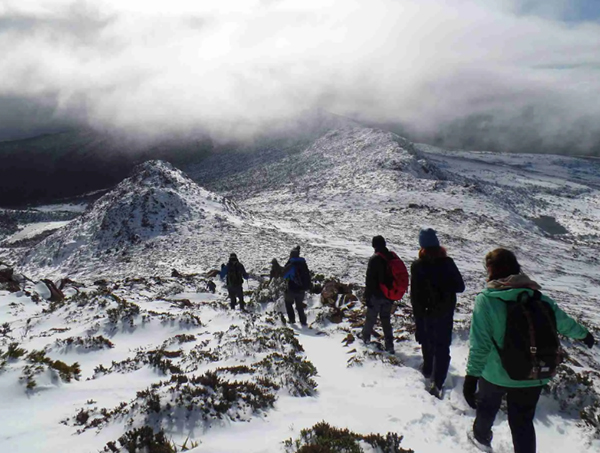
[0,276,597,453]
[33,204,88,214]
[1,123,599,452]
[4,221,73,244]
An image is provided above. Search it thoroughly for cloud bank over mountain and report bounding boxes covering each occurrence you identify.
[1,0,600,153]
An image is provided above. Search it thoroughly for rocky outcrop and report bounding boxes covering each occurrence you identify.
[0,265,20,292]
[320,279,355,306]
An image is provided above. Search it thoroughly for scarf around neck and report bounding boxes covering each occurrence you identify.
[486,273,541,290]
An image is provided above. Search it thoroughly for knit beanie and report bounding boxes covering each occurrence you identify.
[419,228,440,248]
[371,235,386,249]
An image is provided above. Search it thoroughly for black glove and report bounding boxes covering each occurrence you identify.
[583,333,595,349]
[463,375,479,409]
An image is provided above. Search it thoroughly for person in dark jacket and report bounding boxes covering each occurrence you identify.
[411,228,464,398]
[282,246,311,325]
[220,253,249,310]
[269,258,283,283]
[464,248,594,453]
[362,235,407,353]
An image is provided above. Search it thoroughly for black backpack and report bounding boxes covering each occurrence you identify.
[493,290,564,380]
[227,262,244,286]
[291,265,304,288]
[286,261,311,291]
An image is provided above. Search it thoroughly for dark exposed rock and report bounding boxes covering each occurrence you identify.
[320,279,354,306]
[0,266,20,292]
[58,278,82,292]
[41,279,65,302]
[0,267,14,282]
[204,269,219,279]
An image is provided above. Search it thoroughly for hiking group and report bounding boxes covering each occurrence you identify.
[221,246,312,325]
[219,228,595,453]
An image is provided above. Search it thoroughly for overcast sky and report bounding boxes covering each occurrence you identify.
[1,0,599,153]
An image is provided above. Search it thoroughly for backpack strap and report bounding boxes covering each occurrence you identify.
[531,290,554,327]
[376,252,389,262]
[531,290,564,367]
[492,337,501,354]
[376,252,392,289]
[282,262,294,280]
[516,292,539,378]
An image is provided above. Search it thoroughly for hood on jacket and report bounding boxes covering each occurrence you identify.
[487,273,541,291]
[288,257,306,264]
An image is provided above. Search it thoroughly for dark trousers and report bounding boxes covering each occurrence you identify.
[474,379,542,453]
[228,285,245,309]
[285,290,307,324]
[419,311,454,389]
[362,295,394,350]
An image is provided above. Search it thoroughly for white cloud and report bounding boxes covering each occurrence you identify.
[1,0,599,151]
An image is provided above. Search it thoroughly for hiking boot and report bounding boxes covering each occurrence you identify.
[429,383,443,400]
[385,345,395,354]
[357,332,370,345]
[467,430,493,452]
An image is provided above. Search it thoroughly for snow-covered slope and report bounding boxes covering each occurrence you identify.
[1,124,600,453]
[18,161,248,278]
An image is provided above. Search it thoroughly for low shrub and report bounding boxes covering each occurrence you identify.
[113,426,176,453]
[6,342,27,359]
[284,421,414,453]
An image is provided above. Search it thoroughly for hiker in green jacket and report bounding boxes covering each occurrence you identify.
[464,248,594,453]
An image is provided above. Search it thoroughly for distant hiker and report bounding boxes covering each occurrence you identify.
[269,258,283,283]
[464,248,595,453]
[282,246,311,325]
[171,268,183,278]
[206,280,216,293]
[361,235,408,353]
[220,253,249,310]
[411,228,464,399]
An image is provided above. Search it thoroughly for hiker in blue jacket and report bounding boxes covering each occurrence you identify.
[283,246,311,325]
